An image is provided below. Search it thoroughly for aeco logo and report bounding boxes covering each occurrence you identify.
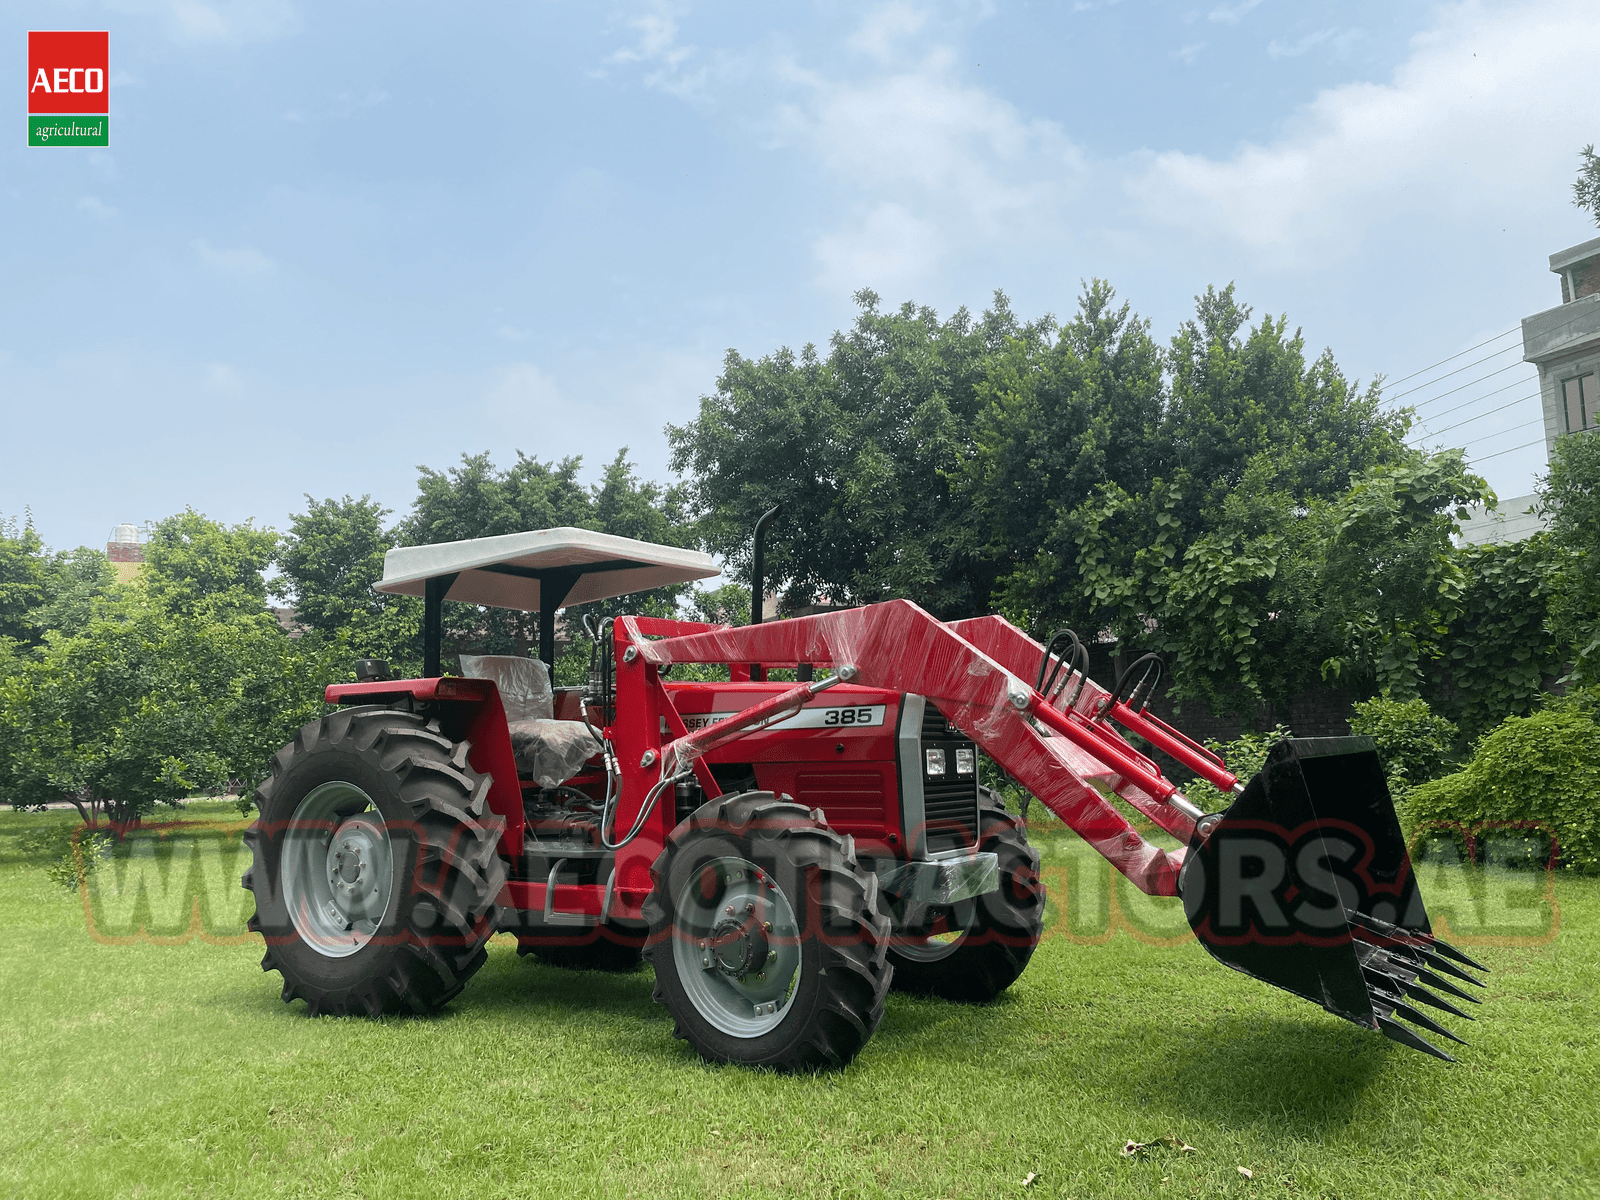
[28,30,109,147]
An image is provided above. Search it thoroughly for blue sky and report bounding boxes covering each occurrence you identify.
[3,0,1595,556]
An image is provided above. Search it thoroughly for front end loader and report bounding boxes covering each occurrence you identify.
[242,525,1485,1069]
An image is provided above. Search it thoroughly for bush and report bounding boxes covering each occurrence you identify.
[1404,709,1600,872]
[1348,695,1459,800]
[1185,724,1292,812]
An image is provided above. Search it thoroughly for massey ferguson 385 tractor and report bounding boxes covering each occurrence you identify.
[243,526,1488,1069]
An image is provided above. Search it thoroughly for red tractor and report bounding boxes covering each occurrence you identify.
[243,526,1487,1069]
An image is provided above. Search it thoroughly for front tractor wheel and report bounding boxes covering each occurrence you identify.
[643,792,892,1071]
[242,706,508,1016]
[885,788,1044,1002]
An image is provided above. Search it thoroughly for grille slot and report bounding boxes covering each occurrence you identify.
[919,703,980,848]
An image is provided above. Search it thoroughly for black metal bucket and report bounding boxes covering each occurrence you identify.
[1179,737,1488,1060]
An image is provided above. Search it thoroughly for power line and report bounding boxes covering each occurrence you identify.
[1387,359,1534,414]
[1410,416,1543,451]
[1380,341,1522,402]
[1381,326,1520,389]
[1407,391,1541,440]
[1467,435,1547,464]
[1402,374,1537,427]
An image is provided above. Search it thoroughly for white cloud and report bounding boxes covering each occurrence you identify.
[201,362,244,393]
[1171,41,1206,64]
[814,202,943,295]
[77,196,118,220]
[485,362,569,420]
[1208,0,1267,24]
[1130,0,1600,266]
[846,2,928,62]
[192,239,275,277]
[106,0,300,45]
[604,2,707,98]
[774,35,1085,291]
[1266,29,1331,58]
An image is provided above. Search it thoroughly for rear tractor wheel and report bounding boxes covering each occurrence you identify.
[885,787,1044,1002]
[643,792,892,1071]
[242,706,508,1016]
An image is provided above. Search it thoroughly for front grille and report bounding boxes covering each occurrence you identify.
[920,703,980,848]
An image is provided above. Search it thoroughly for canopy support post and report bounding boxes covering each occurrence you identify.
[537,567,583,673]
[423,572,458,678]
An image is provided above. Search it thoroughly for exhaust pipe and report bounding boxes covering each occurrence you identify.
[1179,736,1488,1060]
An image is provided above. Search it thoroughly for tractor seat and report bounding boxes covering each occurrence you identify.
[458,654,601,788]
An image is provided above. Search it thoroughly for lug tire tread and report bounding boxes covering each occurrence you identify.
[242,705,507,1017]
[643,792,891,1072]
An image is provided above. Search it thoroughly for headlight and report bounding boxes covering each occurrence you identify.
[924,748,946,776]
[955,748,975,775]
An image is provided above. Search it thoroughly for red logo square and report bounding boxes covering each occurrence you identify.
[29,31,109,114]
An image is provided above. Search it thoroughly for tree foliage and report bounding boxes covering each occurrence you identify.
[1574,144,1600,229]
[1539,430,1600,682]
[142,509,278,621]
[669,289,1041,616]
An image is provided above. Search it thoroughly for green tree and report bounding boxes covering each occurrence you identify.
[273,494,421,670]
[963,281,1165,626]
[1426,536,1563,738]
[0,513,48,647]
[1539,429,1600,681]
[669,289,1041,617]
[142,509,278,621]
[33,546,121,635]
[1575,144,1600,228]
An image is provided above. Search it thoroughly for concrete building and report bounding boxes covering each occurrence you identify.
[1458,233,1600,545]
[106,522,145,584]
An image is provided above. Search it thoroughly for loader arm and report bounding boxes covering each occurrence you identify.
[622,599,1195,896]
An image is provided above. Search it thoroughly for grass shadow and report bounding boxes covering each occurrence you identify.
[1134,1013,1396,1134]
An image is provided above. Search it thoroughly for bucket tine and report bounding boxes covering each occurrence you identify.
[1377,1016,1456,1062]
[1427,937,1490,974]
[1389,1000,1468,1045]
[1414,949,1487,989]
[1410,965,1483,1005]
[1398,982,1474,1021]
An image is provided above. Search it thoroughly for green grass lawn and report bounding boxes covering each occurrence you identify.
[1,802,1596,1200]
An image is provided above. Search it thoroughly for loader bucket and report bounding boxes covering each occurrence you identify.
[1178,736,1488,1060]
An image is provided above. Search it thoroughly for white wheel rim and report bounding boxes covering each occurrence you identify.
[671,855,803,1038]
[281,781,395,959]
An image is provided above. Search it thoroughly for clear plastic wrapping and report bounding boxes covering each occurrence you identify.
[459,654,554,721]
[459,654,599,786]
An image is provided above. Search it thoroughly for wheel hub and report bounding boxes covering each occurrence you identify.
[709,905,770,978]
[281,784,395,959]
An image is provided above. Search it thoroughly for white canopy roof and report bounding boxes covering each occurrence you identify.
[375,527,719,612]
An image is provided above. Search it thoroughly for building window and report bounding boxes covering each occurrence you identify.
[1563,373,1597,432]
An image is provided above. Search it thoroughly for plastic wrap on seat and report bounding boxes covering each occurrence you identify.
[459,654,599,785]
[459,654,554,721]
[508,719,603,788]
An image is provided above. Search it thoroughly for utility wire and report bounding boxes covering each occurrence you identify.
[1414,417,1543,450]
[1380,341,1522,402]
[1381,327,1520,389]
[1402,372,1536,417]
[1467,435,1547,464]
[1388,360,1533,414]
[1407,391,1541,441]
